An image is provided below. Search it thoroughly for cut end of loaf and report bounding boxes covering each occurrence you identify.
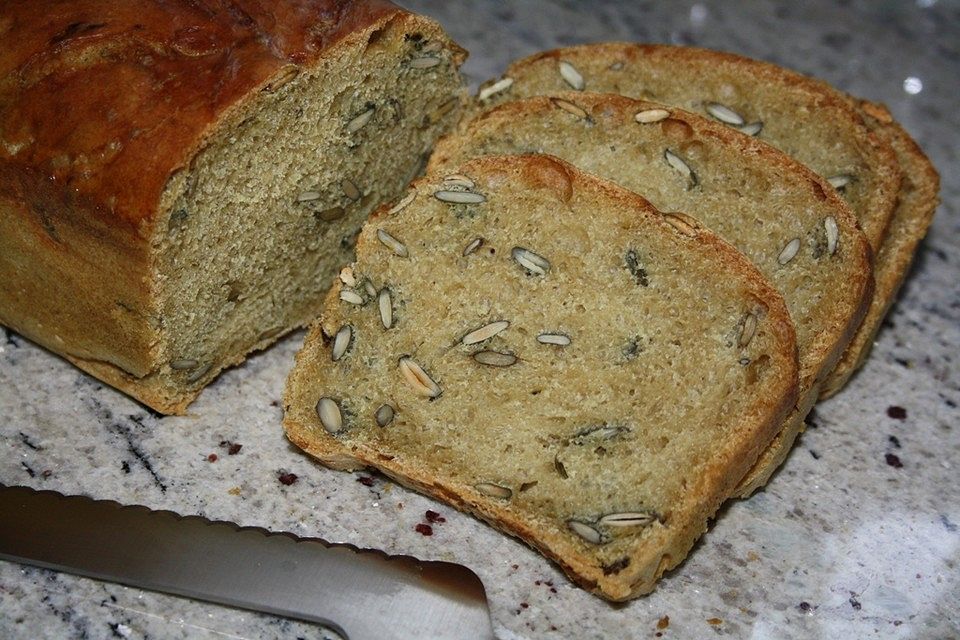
[137,14,465,413]
[283,154,798,599]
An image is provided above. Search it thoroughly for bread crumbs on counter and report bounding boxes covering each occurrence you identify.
[228,486,241,496]
[415,523,433,536]
[657,615,670,629]
[885,453,904,468]
[278,471,298,485]
[207,453,218,462]
[219,440,243,455]
[356,475,375,486]
[425,509,445,523]
[707,617,723,625]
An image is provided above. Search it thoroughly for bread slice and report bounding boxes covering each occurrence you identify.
[283,154,799,600]
[0,1,466,414]
[471,43,900,256]
[819,101,940,397]
[429,93,872,494]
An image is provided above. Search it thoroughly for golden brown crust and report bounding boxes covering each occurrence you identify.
[283,154,799,599]
[819,102,940,397]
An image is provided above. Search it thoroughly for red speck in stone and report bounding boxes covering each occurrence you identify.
[887,406,907,420]
[278,472,298,485]
[357,476,375,487]
[425,510,445,524]
[885,453,904,468]
[207,454,218,462]
[415,523,433,536]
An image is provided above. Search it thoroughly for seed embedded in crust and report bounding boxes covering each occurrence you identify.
[550,97,588,120]
[473,351,518,367]
[827,174,853,190]
[462,237,484,256]
[316,397,343,434]
[399,357,441,398]
[663,149,698,189]
[511,246,551,275]
[345,106,376,134]
[339,266,357,288]
[558,60,585,90]
[475,482,513,499]
[738,312,758,348]
[170,359,198,371]
[388,190,417,215]
[441,173,475,189]
[567,520,604,544]
[377,229,409,258]
[478,76,514,101]
[461,320,510,345]
[662,212,698,237]
[824,216,839,256]
[409,55,441,69]
[598,512,657,528]
[537,333,571,346]
[297,190,321,202]
[778,237,802,265]
[634,108,670,124]
[364,279,378,297]
[420,41,443,54]
[375,403,395,427]
[434,189,487,204]
[738,121,763,136]
[341,178,361,201]
[340,289,364,305]
[705,101,745,126]
[331,324,353,362]
[378,288,393,329]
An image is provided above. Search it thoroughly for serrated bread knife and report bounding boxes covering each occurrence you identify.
[0,484,494,640]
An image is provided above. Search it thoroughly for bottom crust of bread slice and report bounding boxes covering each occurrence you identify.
[283,155,798,600]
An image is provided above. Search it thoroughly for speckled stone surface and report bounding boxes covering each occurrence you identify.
[2,1,958,639]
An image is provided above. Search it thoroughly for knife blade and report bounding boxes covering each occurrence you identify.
[0,484,493,640]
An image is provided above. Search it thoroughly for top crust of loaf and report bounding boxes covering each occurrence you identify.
[0,0,465,231]
[283,154,799,599]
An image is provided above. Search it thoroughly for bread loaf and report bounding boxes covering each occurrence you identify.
[429,92,873,494]
[0,0,466,413]
[283,154,799,599]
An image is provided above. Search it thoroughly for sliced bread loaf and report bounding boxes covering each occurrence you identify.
[0,1,466,414]
[820,101,940,397]
[472,43,939,397]
[429,93,873,494]
[472,43,900,256]
[283,154,799,599]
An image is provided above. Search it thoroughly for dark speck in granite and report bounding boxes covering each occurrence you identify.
[885,453,904,469]
[277,472,298,486]
[887,405,908,420]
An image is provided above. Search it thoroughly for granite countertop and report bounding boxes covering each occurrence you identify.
[2,1,958,638]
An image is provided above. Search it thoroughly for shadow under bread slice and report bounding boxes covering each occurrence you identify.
[283,154,798,600]
[430,93,872,496]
